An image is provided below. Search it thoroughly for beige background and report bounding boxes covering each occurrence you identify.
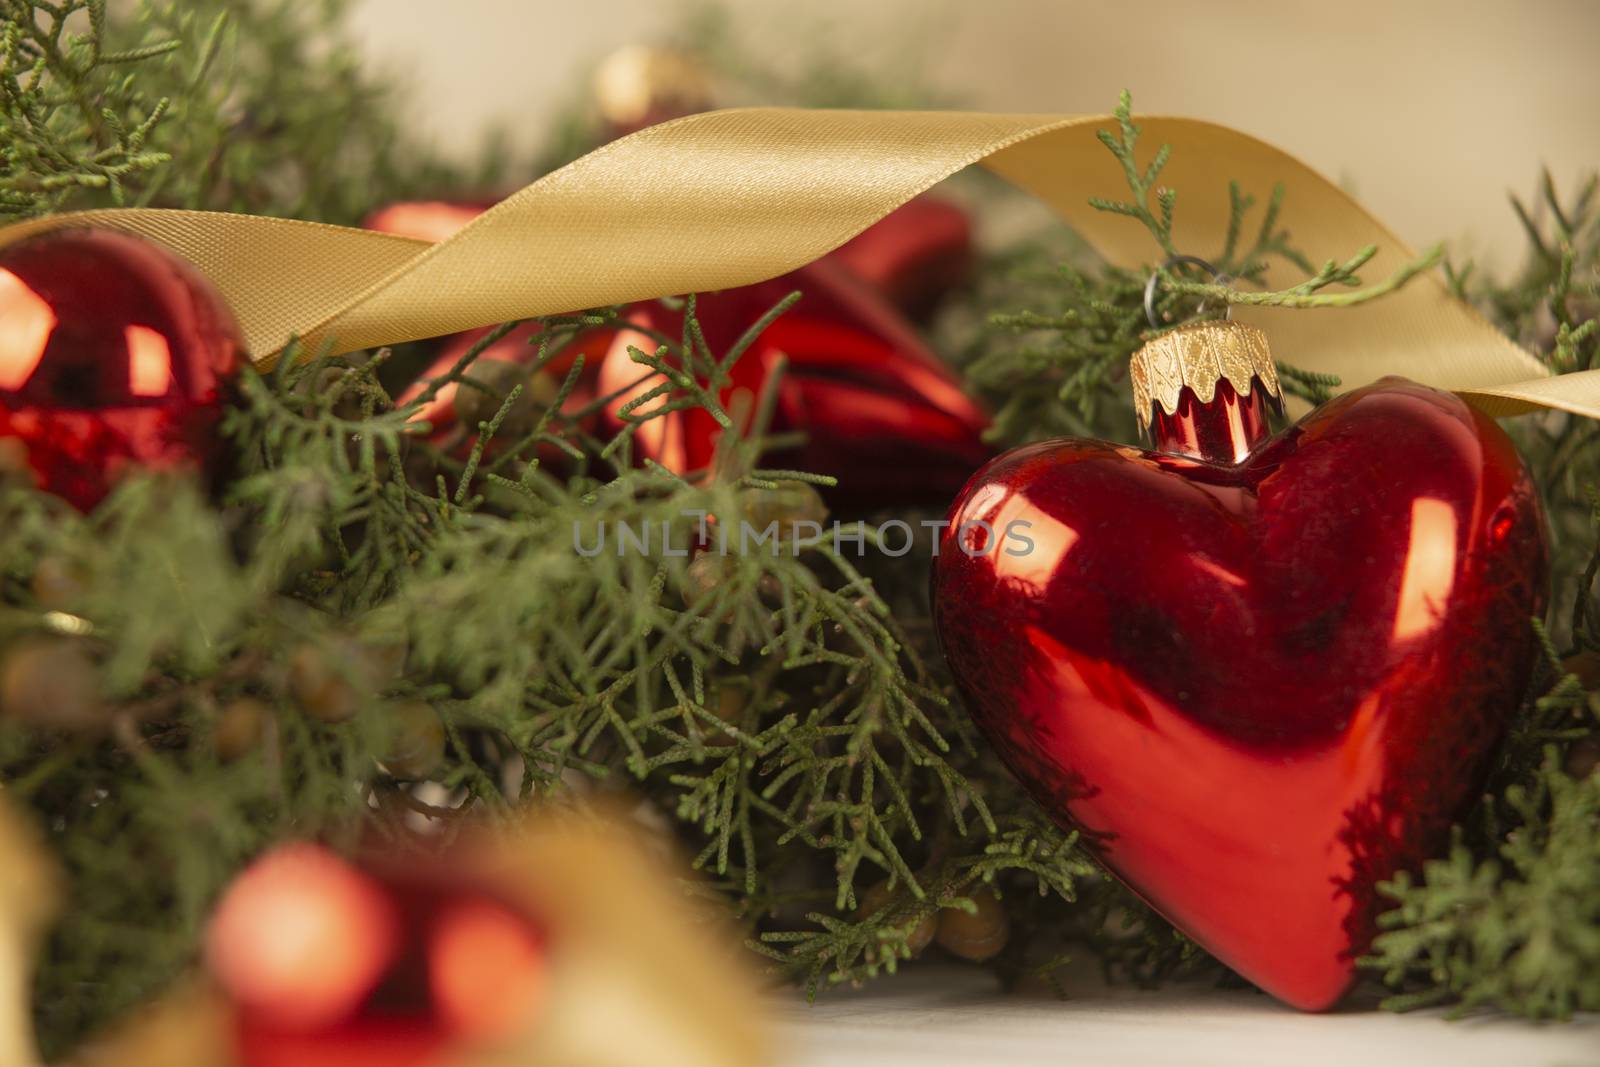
[348,0,1599,269]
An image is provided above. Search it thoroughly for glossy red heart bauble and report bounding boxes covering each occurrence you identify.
[932,376,1547,1010]
[0,229,243,510]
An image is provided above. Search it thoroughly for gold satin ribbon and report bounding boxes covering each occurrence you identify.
[0,107,1591,419]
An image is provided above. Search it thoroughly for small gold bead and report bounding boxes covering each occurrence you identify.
[30,557,87,610]
[1565,735,1600,780]
[214,698,271,762]
[593,44,713,129]
[291,643,363,726]
[0,637,102,732]
[935,887,1010,962]
[379,701,446,780]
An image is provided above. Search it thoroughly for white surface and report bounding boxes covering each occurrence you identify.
[780,965,1600,1067]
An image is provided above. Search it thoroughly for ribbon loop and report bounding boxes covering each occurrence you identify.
[0,107,1585,418]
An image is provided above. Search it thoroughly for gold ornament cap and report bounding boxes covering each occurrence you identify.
[593,45,714,129]
[1128,319,1281,431]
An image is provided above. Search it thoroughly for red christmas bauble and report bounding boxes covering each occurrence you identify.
[206,844,402,1034]
[932,323,1547,1010]
[366,185,981,496]
[597,257,990,504]
[828,195,972,322]
[361,201,494,245]
[395,321,611,463]
[371,199,988,502]
[208,843,548,1067]
[0,229,243,509]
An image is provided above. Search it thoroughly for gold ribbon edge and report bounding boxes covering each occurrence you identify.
[0,106,1590,421]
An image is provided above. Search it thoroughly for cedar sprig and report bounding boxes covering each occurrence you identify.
[0,0,176,214]
[1358,173,1600,1016]
[1088,91,1180,260]
[0,0,474,224]
[1362,752,1600,1018]
[965,89,1436,449]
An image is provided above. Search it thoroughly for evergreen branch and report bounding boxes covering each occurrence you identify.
[1088,90,1179,260]
[1163,244,1444,310]
[1362,752,1600,1018]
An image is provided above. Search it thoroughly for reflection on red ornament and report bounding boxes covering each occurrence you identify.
[368,192,984,502]
[361,201,495,245]
[206,844,401,1033]
[395,322,612,460]
[0,229,244,509]
[428,896,547,1040]
[208,843,549,1067]
[597,258,990,503]
[828,196,972,322]
[933,373,1548,1010]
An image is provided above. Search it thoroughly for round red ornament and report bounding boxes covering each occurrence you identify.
[932,319,1548,1010]
[207,842,548,1067]
[206,844,402,1034]
[0,229,244,510]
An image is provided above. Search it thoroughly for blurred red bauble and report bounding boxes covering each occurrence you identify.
[206,844,401,1035]
[208,842,548,1067]
[829,196,973,322]
[598,258,990,504]
[395,322,613,463]
[0,229,244,510]
[360,201,494,245]
[427,895,548,1040]
[369,202,987,503]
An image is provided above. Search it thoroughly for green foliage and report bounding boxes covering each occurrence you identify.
[963,90,1442,446]
[674,0,957,113]
[0,0,470,224]
[1364,752,1600,1018]
[1356,171,1600,1018]
[0,283,1111,1050]
[0,4,1595,1052]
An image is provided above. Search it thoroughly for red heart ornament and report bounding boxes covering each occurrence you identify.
[932,343,1547,1009]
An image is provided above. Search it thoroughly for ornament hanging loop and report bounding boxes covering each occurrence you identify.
[1144,255,1233,329]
